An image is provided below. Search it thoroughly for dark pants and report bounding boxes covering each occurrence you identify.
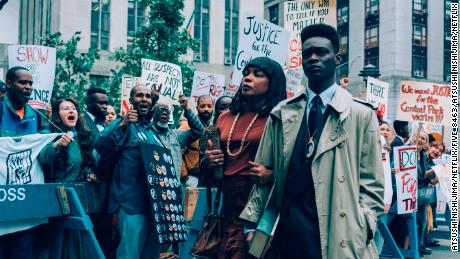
[0,228,34,259]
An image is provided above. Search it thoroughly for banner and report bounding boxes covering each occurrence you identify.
[8,45,56,109]
[393,146,418,214]
[0,133,60,185]
[139,142,187,244]
[283,0,336,97]
[366,77,389,121]
[191,71,226,103]
[396,81,451,126]
[381,136,393,212]
[436,183,448,214]
[141,58,183,105]
[231,15,290,87]
[120,75,141,116]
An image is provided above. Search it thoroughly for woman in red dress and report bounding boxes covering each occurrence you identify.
[203,57,287,258]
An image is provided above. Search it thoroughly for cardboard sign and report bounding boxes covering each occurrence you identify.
[283,0,337,97]
[366,77,389,121]
[139,142,187,244]
[231,15,290,87]
[141,58,183,105]
[8,45,56,109]
[396,81,451,126]
[381,136,393,212]
[191,71,226,103]
[120,75,141,116]
[393,146,418,214]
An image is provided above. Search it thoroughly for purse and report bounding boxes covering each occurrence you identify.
[190,180,223,258]
[418,185,435,206]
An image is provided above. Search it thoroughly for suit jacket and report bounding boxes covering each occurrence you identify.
[84,112,103,142]
[240,86,384,259]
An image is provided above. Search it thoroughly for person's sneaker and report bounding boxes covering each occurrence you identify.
[425,239,440,247]
[419,246,432,255]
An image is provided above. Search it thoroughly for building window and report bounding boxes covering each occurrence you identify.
[269,4,279,25]
[225,0,239,64]
[365,0,379,16]
[365,26,378,48]
[413,0,427,15]
[337,6,349,26]
[365,56,379,67]
[194,0,209,62]
[91,0,110,50]
[413,56,427,78]
[340,35,348,55]
[444,0,451,81]
[413,24,427,47]
[336,0,349,78]
[127,0,145,36]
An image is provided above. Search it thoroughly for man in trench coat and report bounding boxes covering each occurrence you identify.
[240,24,385,259]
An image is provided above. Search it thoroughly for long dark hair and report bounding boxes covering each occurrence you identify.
[230,57,287,116]
[50,98,94,171]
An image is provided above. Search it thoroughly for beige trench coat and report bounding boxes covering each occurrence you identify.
[240,86,385,259]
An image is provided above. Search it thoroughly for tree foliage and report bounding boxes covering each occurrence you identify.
[42,32,100,107]
[110,0,198,106]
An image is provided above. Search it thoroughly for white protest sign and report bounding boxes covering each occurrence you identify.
[393,146,418,214]
[436,183,448,214]
[141,58,183,105]
[191,71,226,104]
[120,75,141,116]
[433,154,451,166]
[231,15,290,87]
[283,0,336,97]
[366,77,389,121]
[432,164,451,206]
[396,81,451,126]
[381,136,393,212]
[8,45,56,109]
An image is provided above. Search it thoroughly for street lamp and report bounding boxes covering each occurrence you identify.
[359,64,381,83]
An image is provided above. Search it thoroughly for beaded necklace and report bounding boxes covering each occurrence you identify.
[226,112,259,157]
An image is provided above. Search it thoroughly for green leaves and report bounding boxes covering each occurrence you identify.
[42,32,100,109]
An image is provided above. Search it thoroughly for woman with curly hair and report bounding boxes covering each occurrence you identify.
[38,98,96,259]
[39,98,96,183]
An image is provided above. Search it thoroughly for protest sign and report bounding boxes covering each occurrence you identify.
[231,15,290,87]
[120,75,141,116]
[366,77,389,121]
[139,142,187,244]
[141,58,183,105]
[283,0,336,97]
[381,136,393,212]
[191,71,226,103]
[8,45,56,109]
[433,164,451,205]
[396,81,451,126]
[393,146,418,214]
[436,183,448,214]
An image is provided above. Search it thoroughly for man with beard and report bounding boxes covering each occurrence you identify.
[0,67,45,259]
[84,87,108,140]
[96,85,169,258]
[179,95,214,187]
[152,96,204,186]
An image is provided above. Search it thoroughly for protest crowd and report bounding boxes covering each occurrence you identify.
[0,21,454,259]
